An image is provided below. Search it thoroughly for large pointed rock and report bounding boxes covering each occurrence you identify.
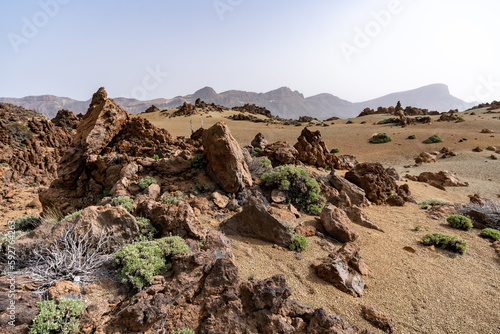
[202,122,252,193]
[220,197,294,248]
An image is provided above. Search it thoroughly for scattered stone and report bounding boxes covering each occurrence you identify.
[48,280,81,300]
[414,171,468,187]
[361,305,397,333]
[403,246,417,253]
[295,225,316,237]
[271,189,287,203]
[480,129,494,133]
[320,205,359,243]
[486,146,497,151]
[473,146,483,152]
[415,152,436,164]
[220,197,294,248]
[212,191,229,208]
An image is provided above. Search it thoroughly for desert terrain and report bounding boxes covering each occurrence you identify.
[0,94,499,334]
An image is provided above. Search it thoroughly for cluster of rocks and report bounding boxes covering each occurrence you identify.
[231,113,258,121]
[231,103,273,118]
[0,104,77,185]
[357,102,438,118]
[438,110,464,122]
[194,98,225,112]
[256,127,358,170]
[405,171,469,190]
[412,147,457,166]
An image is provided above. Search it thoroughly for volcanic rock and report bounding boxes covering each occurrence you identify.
[144,105,160,113]
[415,171,469,187]
[220,197,294,248]
[320,205,359,243]
[345,163,414,205]
[202,122,252,193]
[251,132,268,149]
[257,140,298,165]
[361,305,397,333]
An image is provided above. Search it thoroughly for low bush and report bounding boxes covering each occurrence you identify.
[261,165,325,215]
[29,297,86,334]
[248,157,273,178]
[111,196,134,212]
[289,234,308,252]
[418,199,444,209]
[7,122,33,141]
[459,138,468,142]
[361,121,367,124]
[423,135,443,144]
[135,217,156,241]
[330,148,340,154]
[408,135,416,139]
[346,120,353,124]
[196,182,210,192]
[60,210,83,223]
[369,133,393,144]
[0,162,8,167]
[447,214,473,231]
[378,118,396,125]
[113,237,190,290]
[422,233,467,254]
[13,215,41,231]
[103,187,111,197]
[171,329,195,334]
[162,191,186,205]
[138,176,157,189]
[480,228,500,240]
[153,154,160,160]
[190,154,207,170]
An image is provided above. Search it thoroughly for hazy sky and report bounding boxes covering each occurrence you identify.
[1,0,499,103]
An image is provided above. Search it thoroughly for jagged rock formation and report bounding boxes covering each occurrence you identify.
[251,132,268,149]
[0,103,75,185]
[39,87,200,213]
[143,105,160,113]
[232,103,273,118]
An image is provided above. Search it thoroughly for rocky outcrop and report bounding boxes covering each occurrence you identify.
[95,252,370,333]
[143,105,160,113]
[232,113,257,121]
[232,103,273,118]
[202,122,253,193]
[415,152,437,164]
[39,87,198,213]
[0,103,74,186]
[220,197,294,248]
[320,205,359,243]
[345,163,414,206]
[51,109,81,129]
[315,242,372,297]
[294,127,336,168]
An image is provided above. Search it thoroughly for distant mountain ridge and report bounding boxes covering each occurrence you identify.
[0,84,474,120]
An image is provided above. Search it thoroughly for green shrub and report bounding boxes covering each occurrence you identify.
[378,118,396,125]
[14,215,41,231]
[153,154,160,160]
[261,165,325,215]
[480,228,500,240]
[295,122,302,127]
[111,196,134,212]
[422,233,467,254]
[196,182,210,192]
[171,329,195,334]
[190,154,207,170]
[369,133,393,144]
[253,147,262,153]
[113,237,190,290]
[414,225,421,231]
[162,191,186,205]
[459,138,468,142]
[0,162,8,167]
[408,135,416,139]
[138,176,157,189]
[346,120,353,124]
[103,187,111,197]
[418,199,444,209]
[135,217,156,241]
[361,121,367,124]
[60,210,83,223]
[289,234,308,252]
[330,148,340,154]
[423,135,443,144]
[259,158,271,167]
[447,215,473,231]
[7,122,33,141]
[29,297,86,334]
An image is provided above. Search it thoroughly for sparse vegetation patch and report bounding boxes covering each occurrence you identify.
[480,228,500,240]
[447,215,473,231]
[422,233,467,254]
[369,133,393,144]
[423,135,443,144]
[29,297,86,334]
